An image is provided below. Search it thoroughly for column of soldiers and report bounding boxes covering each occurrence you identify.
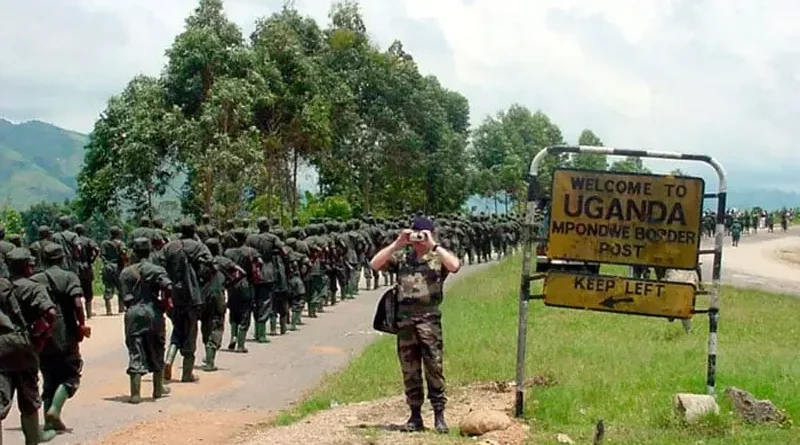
[0,211,521,442]
[700,208,793,243]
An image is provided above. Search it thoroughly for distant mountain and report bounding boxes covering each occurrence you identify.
[3,117,800,213]
[0,119,86,208]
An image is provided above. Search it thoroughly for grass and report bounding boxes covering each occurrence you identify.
[274,256,799,444]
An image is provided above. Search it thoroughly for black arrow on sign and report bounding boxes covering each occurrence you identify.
[599,297,635,309]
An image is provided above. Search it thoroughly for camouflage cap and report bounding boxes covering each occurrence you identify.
[132,237,152,251]
[6,248,35,266]
[43,243,65,261]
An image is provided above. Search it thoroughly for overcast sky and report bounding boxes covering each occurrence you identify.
[2,0,799,189]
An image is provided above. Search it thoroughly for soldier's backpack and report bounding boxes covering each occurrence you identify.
[0,279,39,371]
[372,286,399,335]
[55,231,82,272]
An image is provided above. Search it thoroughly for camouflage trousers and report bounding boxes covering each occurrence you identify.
[396,314,447,409]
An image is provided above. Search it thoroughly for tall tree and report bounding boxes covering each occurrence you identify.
[570,129,607,171]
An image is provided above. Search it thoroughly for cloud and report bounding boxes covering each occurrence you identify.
[1,0,799,188]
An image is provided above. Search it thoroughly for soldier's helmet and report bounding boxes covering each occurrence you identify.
[201,213,211,224]
[179,220,196,236]
[139,216,151,227]
[38,225,52,238]
[6,248,36,267]
[58,215,72,229]
[285,237,298,250]
[153,218,164,229]
[8,234,22,247]
[132,237,152,253]
[110,226,122,237]
[239,217,250,228]
[224,219,235,230]
[43,243,65,262]
[74,224,86,235]
[256,217,270,231]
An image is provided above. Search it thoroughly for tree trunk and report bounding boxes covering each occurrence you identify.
[291,149,298,221]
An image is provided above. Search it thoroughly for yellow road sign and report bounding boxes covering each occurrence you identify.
[546,169,704,269]
[544,272,696,319]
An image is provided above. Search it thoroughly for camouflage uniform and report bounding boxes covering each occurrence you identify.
[380,245,450,433]
[119,238,173,403]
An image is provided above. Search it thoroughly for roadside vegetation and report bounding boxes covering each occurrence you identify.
[274,257,799,444]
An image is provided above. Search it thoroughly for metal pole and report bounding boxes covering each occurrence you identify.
[515,145,728,414]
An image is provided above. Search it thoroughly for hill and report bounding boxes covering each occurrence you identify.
[0,119,86,208]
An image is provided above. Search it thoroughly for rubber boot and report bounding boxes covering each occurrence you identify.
[118,297,125,313]
[128,375,142,404]
[434,408,449,434]
[269,316,278,336]
[372,277,379,290]
[255,322,269,343]
[85,299,93,319]
[227,323,238,350]
[235,325,249,353]
[104,300,112,316]
[289,311,299,331]
[20,413,56,444]
[181,356,199,383]
[403,405,424,432]
[308,302,317,318]
[44,384,69,432]
[202,346,218,371]
[152,371,170,398]
[163,344,178,381]
[295,309,305,326]
[279,314,288,335]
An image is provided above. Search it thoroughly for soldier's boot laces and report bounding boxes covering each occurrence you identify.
[403,406,424,432]
[44,384,69,432]
[104,300,113,316]
[163,344,179,381]
[152,371,170,398]
[236,325,250,352]
[269,317,278,336]
[128,375,142,405]
[181,356,199,383]
[21,412,56,444]
[279,314,288,335]
[434,408,449,434]
[202,346,218,371]
[228,323,238,350]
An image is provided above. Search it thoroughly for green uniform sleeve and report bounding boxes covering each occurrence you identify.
[25,282,56,315]
[66,272,83,298]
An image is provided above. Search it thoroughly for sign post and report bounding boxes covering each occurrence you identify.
[514,146,727,418]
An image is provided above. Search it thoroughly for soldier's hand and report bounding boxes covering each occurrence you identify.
[79,325,92,341]
[395,229,413,248]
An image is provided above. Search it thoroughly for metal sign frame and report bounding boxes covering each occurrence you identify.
[514,145,727,418]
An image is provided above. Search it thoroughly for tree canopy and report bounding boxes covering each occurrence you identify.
[75,0,646,224]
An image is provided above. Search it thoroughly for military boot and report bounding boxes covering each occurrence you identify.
[372,277,379,290]
[163,344,178,381]
[104,300,113,316]
[227,323,238,350]
[152,371,171,399]
[236,325,249,353]
[44,384,69,432]
[403,405,424,432]
[128,375,142,404]
[20,412,56,444]
[295,309,305,326]
[118,297,125,313]
[255,322,269,343]
[181,356,199,383]
[433,408,449,434]
[279,314,288,335]
[269,316,278,335]
[289,311,300,330]
[202,346,218,371]
[308,302,317,318]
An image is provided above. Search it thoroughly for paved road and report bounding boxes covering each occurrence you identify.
[1,259,497,445]
[3,230,800,444]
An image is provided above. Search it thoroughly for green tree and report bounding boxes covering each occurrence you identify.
[570,129,607,171]
[609,156,651,174]
[0,205,24,235]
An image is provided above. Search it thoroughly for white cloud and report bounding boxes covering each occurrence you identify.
[2,0,800,188]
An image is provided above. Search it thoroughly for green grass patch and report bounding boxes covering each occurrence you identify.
[280,257,800,444]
